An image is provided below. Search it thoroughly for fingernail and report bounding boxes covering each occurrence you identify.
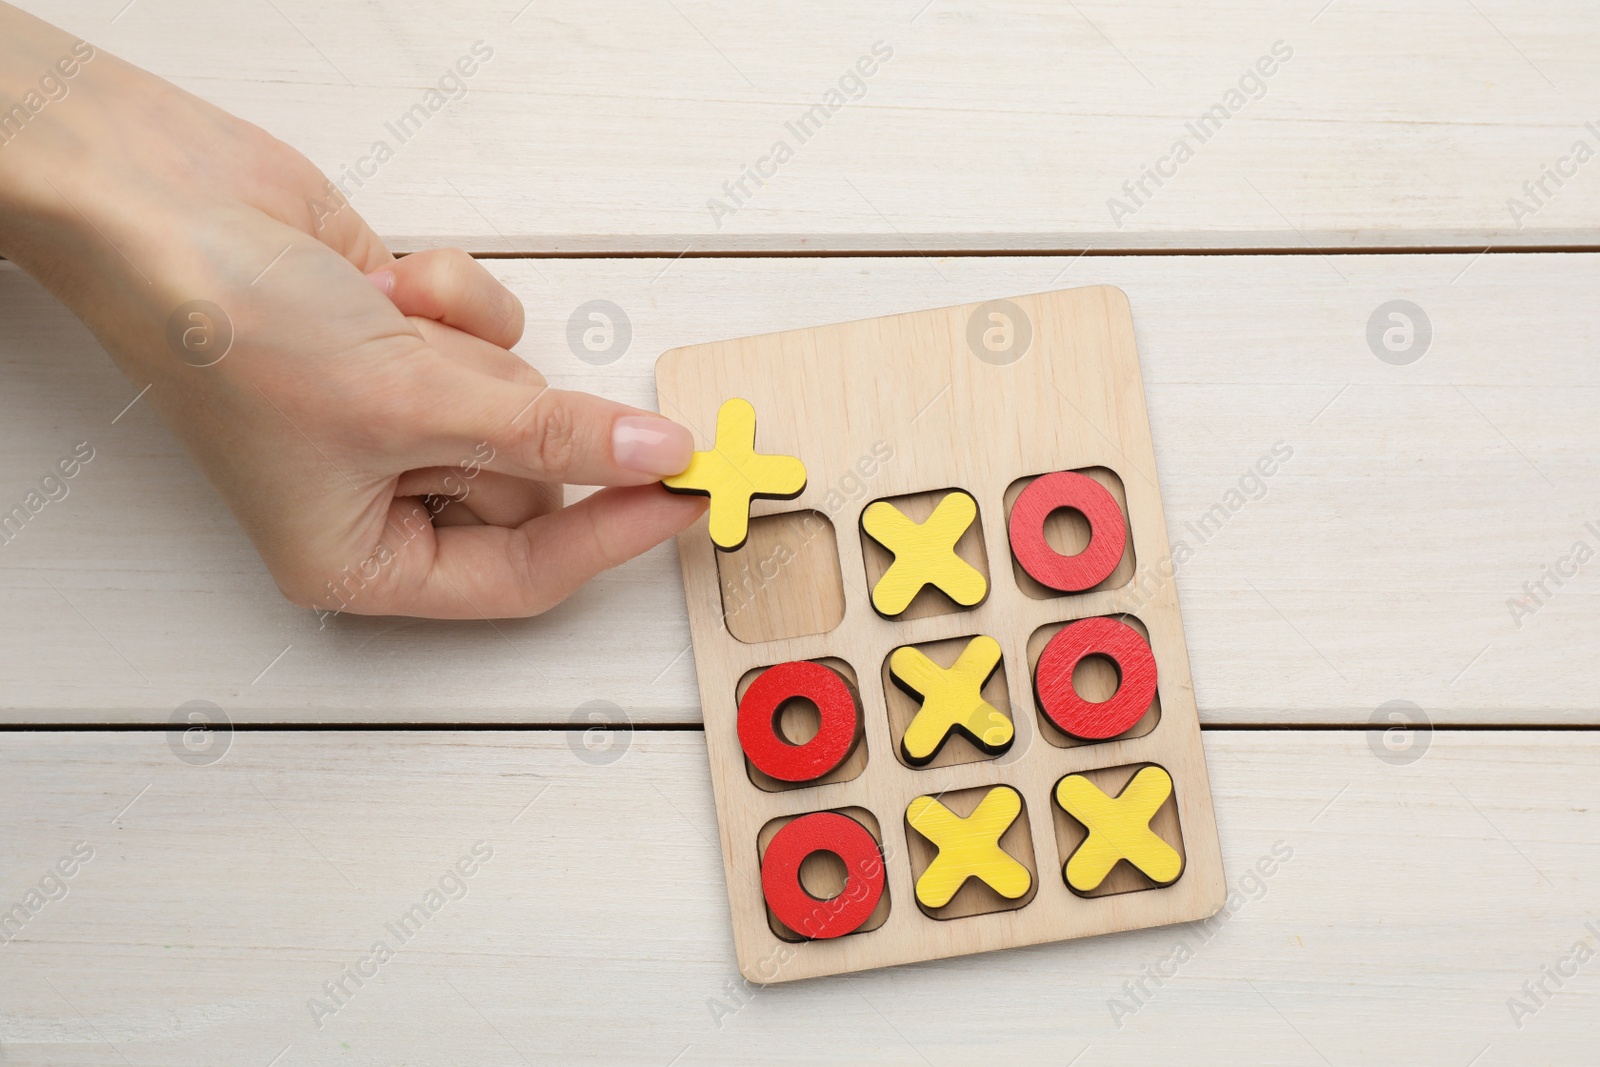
[367,269,395,297]
[613,415,694,477]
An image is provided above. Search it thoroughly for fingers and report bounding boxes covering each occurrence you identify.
[253,131,397,275]
[411,316,545,388]
[313,203,394,276]
[436,373,696,487]
[370,249,525,349]
[394,466,560,527]
[326,486,706,619]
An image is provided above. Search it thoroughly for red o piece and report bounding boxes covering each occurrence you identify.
[761,811,886,940]
[1035,617,1158,740]
[738,661,859,782]
[1008,471,1128,592]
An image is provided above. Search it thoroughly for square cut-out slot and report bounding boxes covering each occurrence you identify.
[883,635,1014,770]
[903,785,1038,920]
[859,488,990,621]
[736,658,868,792]
[1004,467,1135,599]
[715,510,845,643]
[1027,614,1160,749]
[758,807,891,942]
[1051,762,1186,898]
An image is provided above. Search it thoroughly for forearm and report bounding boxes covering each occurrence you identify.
[0,5,96,228]
[0,5,296,377]
[0,5,698,618]
[0,3,160,334]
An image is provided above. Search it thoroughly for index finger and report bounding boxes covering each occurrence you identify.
[436,372,695,487]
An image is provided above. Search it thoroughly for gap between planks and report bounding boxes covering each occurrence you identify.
[0,724,1596,733]
[460,245,1600,260]
[16,246,1600,267]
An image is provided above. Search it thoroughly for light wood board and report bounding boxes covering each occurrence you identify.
[0,730,1593,1065]
[0,1,1593,1052]
[13,0,1600,251]
[2,252,1597,724]
[656,286,1225,980]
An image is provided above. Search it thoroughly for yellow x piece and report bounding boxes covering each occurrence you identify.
[861,491,987,616]
[890,636,1013,764]
[661,398,807,550]
[1054,766,1183,892]
[906,786,1032,908]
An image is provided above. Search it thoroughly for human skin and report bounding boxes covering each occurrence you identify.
[0,3,706,619]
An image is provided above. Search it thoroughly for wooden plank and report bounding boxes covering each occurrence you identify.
[12,0,1600,251]
[0,730,1592,1063]
[1,252,1596,724]
[656,287,1224,979]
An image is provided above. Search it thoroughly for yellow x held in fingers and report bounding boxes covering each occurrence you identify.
[862,491,987,616]
[662,398,807,550]
[906,786,1032,909]
[889,636,1013,765]
[1054,766,1183,893]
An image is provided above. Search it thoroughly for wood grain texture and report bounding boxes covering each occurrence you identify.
[1053,760,1190,900]
[904,781,1041,921]
[890,635,1012,764]
[1,252,1596,725]
[1037,617,1161,740]
[859,487,992,622]
[662,397,808,550]
[736,660,858,783]
[716,510,847,644]
[1005,466,1139,599]
[12,1,1600,251]
[1029,616,1163,750]
[906,785,1034,908]
[656,285,1224,980]
[1009,470,1130,592]
[862,491,988,616]
[1057,765,1185,892]
[735,657,868,794]
[757,810,886,939]
[0,730,1593,1064]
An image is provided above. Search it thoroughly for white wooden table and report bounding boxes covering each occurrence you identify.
[3,2,1597,1063]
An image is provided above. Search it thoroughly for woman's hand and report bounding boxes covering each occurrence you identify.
[0,4,704,619]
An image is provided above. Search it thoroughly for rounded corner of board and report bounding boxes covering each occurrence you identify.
[1072,283,1133,319]
[735,953,787,987]
[654,345,692,384]
[1093,283,1133,308]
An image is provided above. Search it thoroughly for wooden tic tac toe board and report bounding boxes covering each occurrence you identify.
[656,285,1224,983]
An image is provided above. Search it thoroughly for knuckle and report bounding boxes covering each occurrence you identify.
[419,247,467,300]
[503,529,541,593]
[523,395,580,476]
[582,500,629,571]
[430,248,476,294]
[504,530,561,615]
[253,124,311,172]
[415,249,523,344]
[267,140,351,213]
[489,284,526,343]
